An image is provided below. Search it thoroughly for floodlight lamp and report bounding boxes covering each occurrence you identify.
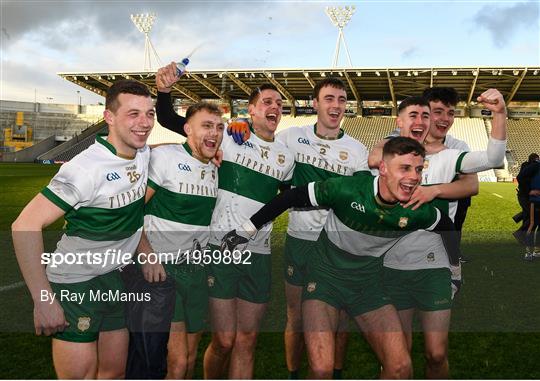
[393,71,399,77]
[452,70,458,76]
[131,13,156,34]
[433,71,438,76]
[513,69,519,76]
[356,71,361,77]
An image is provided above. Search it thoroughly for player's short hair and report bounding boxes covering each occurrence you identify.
[422,87,460,107]
[397,96,430,114]
[313,78,346,100]
[528,153,539,162]
[248,83,280,105]
[105,80,151,113]
[185,101,223,122]
[383,137,426,159]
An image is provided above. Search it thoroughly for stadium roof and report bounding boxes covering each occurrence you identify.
[59,66,540,114]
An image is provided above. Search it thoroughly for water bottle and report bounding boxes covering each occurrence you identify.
[176,57,190,76]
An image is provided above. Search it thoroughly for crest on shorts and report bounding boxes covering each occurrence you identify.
[307,282,317,293]
[77,317,91,332]
[427,252,435,262]
[398,217,408,228]
[208,276,215,288]
[287,265,294,277]
[277,154,286,166]
[339,151,348,161]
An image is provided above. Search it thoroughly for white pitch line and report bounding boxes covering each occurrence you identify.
[0,281,25,292]
[492,193,504,199]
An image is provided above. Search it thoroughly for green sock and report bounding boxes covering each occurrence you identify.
[288,370,299,379]
[333,368,343,379]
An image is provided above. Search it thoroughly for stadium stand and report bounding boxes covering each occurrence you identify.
[505,119,540,176]
[448,118,497,182]
[277,115,318,132]
[341,117,396,150]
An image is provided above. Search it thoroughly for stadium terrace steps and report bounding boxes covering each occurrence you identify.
[450,118,496,182]
[505,119,540,176]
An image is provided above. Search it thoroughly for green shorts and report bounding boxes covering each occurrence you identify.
[283,234,319,286]
[302,232,391,317]
[383,267,452,311]
[207,245,271,304]
[50,270,126,343]
[164,264,209,333]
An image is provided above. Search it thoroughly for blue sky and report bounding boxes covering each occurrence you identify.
[1,0,538,104]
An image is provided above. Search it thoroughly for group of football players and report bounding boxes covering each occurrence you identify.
[12,61,507,379]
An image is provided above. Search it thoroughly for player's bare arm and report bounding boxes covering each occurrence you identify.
[12,194,69,336]
[404,173,479,210]
[368,138,388,168]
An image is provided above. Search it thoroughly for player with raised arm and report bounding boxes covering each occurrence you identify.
[222,137,463,379]
[156,79,295,379]
[137,102,224,378]
[371,91,507,378]
[12,80,154,379]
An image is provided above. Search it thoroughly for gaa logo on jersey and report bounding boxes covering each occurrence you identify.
[178,163,192,172]
[243,141,254,149]
[297,137,310,145]
[306,282,317,293]
[106,172,121,181]
[350,201,366,213]
[398,217,408,228]
[77,317,91,332]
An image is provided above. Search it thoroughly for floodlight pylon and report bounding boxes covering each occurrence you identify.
[131,13,162,71]
[325,6,355,68]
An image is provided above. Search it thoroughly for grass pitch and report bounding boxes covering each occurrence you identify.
[1,163,539,379]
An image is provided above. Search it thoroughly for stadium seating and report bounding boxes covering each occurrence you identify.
[448,118,496,182]
[505,119,540,176]
[340,117,397,150]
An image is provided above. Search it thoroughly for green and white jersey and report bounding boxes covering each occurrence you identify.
[383,148,467,270]
[209,133,295,254]
[308,173,441,260]
[277,125,369,241]
[41,134,149,283]
[144,143,218,258]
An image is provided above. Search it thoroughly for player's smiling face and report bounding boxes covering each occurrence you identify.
[104,93,154,157]
[397,104,431,143]
[379,152,424,203]
[428,100,455,140]
[313,85,347,131]
[249,89,283,136]
[185,110,224,163]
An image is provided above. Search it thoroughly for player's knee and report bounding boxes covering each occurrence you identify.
[168,355,188,379]
[383,356,412,379]
[97,367,124,380]
[212,332,236,355]
[425,347,448,367]
[234,331,258,353]
[310,362,334,379]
